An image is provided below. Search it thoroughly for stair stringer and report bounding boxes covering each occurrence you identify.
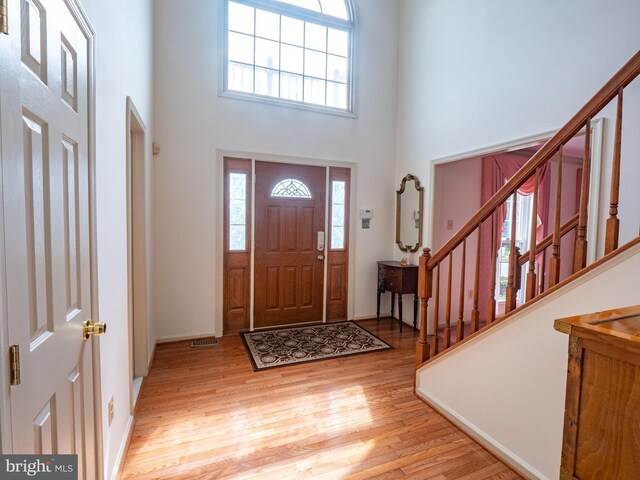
[415,242,640,480]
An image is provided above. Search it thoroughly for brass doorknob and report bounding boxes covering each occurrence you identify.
[83,320,107,340]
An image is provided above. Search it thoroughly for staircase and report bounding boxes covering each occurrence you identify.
[413,50,640,479]
[415,50,640,366]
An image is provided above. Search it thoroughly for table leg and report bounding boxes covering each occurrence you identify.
[413,294,418,330]
[391,292,396,327]
[398,294,403,332]
[377,289,381,322]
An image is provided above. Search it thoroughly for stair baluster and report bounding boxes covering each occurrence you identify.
[456,238,466,341]
[471,228,481,333]
[605,89,623,254]
[505,194,518,312]
[431,264,440,358]
[574,118,592,272]
[487,210,498,325]
[526,168,540,301]
[444,252,453,348]
[549,146,563,287]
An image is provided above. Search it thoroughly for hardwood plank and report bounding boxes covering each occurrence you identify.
[456,461,521,480]
[121,320,521,479]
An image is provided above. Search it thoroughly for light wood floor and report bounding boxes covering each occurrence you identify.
[120,320,522,479]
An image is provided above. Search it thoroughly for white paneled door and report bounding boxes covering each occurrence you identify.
[0,0,97,478]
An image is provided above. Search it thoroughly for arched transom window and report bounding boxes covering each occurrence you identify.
[224,0,354,113]
[270,178,313,198]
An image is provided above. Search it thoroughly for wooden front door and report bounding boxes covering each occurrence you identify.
[254,162,326,328]
[0,0,97,476]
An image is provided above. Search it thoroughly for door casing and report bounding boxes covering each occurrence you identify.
[126,97,149,408]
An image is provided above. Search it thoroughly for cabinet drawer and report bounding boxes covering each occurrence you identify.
[383,273,400,292]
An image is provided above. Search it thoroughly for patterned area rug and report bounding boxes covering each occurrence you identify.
[241,321,391,371]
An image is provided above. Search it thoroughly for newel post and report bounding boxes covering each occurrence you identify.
[416,248,433,365]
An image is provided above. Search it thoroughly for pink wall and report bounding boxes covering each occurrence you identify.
[432,156,482,326]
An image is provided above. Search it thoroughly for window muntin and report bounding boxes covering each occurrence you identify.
[229,172,248,250]
[225,0,353,112]
[330,180,345,249]
[273,0,349,20]
[270,178,312,198]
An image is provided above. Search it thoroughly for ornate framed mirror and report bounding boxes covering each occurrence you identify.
[396,174,424,252]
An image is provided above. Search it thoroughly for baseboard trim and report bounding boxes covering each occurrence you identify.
[414,389,547,480]
[111,414,134,480]
[353,314,385,321]
[156,332,216,344]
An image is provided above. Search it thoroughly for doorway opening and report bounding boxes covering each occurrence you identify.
[430,128,598,328]
[126,98,149,408]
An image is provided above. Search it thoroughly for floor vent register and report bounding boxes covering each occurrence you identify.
[191,339,219,348]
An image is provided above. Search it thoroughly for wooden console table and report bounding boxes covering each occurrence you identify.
[376,261,419,332]
[554,305,640,480]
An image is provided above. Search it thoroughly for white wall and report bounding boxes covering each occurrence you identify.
[416,242,640,479]
[152,0,400,340]
[75,0,154,478]
[396,0,640,258]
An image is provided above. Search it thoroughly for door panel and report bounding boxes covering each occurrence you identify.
[254,162,326,328]
[33,399,56,454]
[0,0,96,476]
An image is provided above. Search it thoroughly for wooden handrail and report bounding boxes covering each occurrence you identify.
[518,213,579,266]
[428,50,640,269]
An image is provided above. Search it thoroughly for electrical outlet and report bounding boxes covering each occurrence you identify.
[447,219,454,230]
[468,289,473,300]
[108,397,114,426]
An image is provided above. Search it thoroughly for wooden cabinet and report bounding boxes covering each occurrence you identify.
[376,261,418,332]
[554,305,640,480]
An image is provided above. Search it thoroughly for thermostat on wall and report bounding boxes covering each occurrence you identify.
[360,209,373,219]
[360,209,373,229]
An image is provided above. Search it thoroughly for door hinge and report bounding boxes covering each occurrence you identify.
[0,0,8,36]
[9,345,20,386]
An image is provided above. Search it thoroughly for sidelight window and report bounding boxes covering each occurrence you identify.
[228,172,248,250]
[330,180,345,249]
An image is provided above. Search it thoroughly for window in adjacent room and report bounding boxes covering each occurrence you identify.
[496,192,534,307]
[224,0,354,113]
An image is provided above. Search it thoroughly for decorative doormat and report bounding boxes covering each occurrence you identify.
[241,321,391,371]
